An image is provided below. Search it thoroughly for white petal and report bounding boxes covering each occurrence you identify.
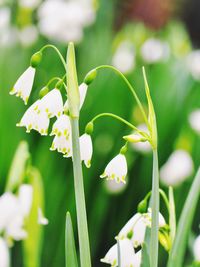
[50,135,72,156]
[10,66,35,104]
[160,150,193,186]
[38,208,49,225]
[193,235,200,262]
[18,184,33,217]
[6,215,27,240]
[131,124,151,154]
[79,83,88,109]
[32,111,50,136]
[189,109,200,134]
[0,238,10,267]
[101,154,127,183]
[80,133,93,168]
[51,114,71,137]
[133,250,142,267]
[101,238,135,267]
[187,50,200,80]
[38,89,63,118]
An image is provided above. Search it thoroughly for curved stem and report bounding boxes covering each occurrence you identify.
[46,77,62,87]
[40,44,67,72]
[145,189,169,214]
[91,112,148,138]
[96,65,149,127]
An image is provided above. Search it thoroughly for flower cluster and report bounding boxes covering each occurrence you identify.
[101,209,166,267]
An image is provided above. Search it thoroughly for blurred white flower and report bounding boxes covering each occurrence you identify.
[101,238,141,267]
[112,41,135,74]
[18,25,39,47]
[0,237,9,267]
[100,154,127,184]
[193,235,200,262]
[141,38,170,64]
[17,100,50,136]
[37,89,63,118]
[160,150,194,187]
[0,7,10,30]
[189,109,200,134]
[10,66,36,104]
[118,209,166,248]
[131,124,151,154]
[37,0,96,43]
[50,135,72,156]
[187,50,200,80]
[51,114,71,137]
[38,208,49,225]
[19,0,41,9]
[80,133,93,168]
[64,82,88,112]
[0,185,33,241]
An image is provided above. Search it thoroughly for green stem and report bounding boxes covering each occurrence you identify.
[91,112,148,138]
[40,44,67,71]
[96,65,149,127]
[150,149,160,267]
[70,118,91,267]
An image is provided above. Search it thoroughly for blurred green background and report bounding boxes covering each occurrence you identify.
[0,0,200,266]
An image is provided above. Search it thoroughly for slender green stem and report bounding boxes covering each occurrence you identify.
[70,118,91,267]
[91,112,148,138]
[145,189,169,213]
[46,77,61,87]
[40,44,67,71]
[96,65,149,127]
[150,149,160,267]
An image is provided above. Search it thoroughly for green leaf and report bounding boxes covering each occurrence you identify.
[65,212,79,267]
[6,141,30,191]
[23,167,45,267]
[141,242,150,267]
[169,187,176,245]
[167,167,200,267]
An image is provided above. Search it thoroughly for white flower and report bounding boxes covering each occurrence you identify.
[80,133,93,168]
[101,238,141,267]
[0,238,10,267]
[10,66,36,104]
[64,83,88,112]
[0,8,10,31]
[141,38,170,64]
[51,114,71,137]
[160,150,194,186]
[189,109,200,134]
[50,135,72,156]
[37,89,63,118]
[193,235,200,262]
[18,184,33,217]
[118,210,166,248]
[131,124,151,154]
[38,208,49,225]
[187,50,200,80]
[100,154,127,184]
[19,0,41,9]
[18,25,39,47]
[17,100,50,135]
[37,0,96,43]
[104,178,127,194]
[112,41,135,74]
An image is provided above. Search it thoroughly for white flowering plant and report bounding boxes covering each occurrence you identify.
[10,42,200,267]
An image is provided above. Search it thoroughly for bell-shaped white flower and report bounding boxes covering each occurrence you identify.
[10,66,35,104]
[193,235,200,262]
[131,124,151,154]
[0,237,10,267]
[189,109,200,134]
[50,135,72,156]
[51,114,71,137]
[160,149,194,186]
[79,133,93,168]
[38,208,49,225]
[18,184,33,217]
[64,82,88,112]
[38,89,63,118]
[100,154,127,184]
[17,100,50,135]
[118,210,166,248]
[101,238,141,267]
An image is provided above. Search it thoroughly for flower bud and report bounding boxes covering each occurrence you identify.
[39,86,49,98]
[84,69,97,85]
[30,51,43,68]
[123,133,146,143]
[85,122,94,135]
[137,199,147,213]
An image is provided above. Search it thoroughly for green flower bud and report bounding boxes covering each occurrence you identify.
[84,69,97,85]
[123,134,146,143]
[55,79,63,90]
[137,199,147,213]
[85,122,94,135]
[30,51,43,68]
[39,86,49,98]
